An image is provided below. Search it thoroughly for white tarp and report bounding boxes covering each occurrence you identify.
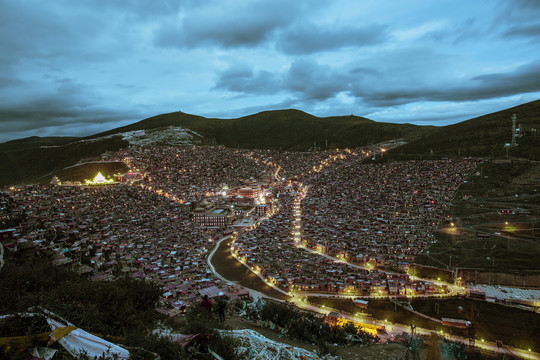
[46,318,130,359]
[31,347,57,360]
[1,309,130,359]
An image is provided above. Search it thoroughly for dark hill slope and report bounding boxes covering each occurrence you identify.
[390,100,540,159]
[87,112,209,138]
[91,109,432,150]
[0,136,80,152]
[0,136,128,187]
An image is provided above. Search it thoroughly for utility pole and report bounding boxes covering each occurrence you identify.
[511,114,517,147]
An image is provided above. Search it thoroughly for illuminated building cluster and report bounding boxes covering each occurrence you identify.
[2,143,478,311]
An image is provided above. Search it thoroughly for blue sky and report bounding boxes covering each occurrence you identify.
[1,0,539,142]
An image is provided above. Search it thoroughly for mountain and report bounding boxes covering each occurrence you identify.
[0,109,432,186]
[88,109,431,150]
[1,101,538,187]
[387,100,540,160]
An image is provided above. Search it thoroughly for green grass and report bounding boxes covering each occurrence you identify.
[0,136,128,187]
[410,299,540,351]
[414,231,540,272]
[415,159,540,273]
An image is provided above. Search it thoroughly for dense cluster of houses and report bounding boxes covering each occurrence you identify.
[231,157,480,295]
[301,158,482,269]
[1,146,278,314]
[105,146,272,204]
[1,145,480,312]
[2,185,232,312]
[231,186,449,296]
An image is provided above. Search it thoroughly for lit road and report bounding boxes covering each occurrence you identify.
[207,235,235,285]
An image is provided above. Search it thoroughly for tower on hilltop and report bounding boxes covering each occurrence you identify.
[510,113,518,147]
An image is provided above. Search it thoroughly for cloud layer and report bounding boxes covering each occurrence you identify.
[1,0,539,142]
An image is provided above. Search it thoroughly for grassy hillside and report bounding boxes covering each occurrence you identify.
[387,100,540,160]
[0,136,128,187]
[0,136,80,152]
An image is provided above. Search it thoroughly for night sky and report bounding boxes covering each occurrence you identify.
[1,0,539,143]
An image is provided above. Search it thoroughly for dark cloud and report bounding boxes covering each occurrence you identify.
[351,59,540,107]
[0,94,137,128]
[285,59,348,100]
[214,55,540,110]
[154,0,309,49]
[213,64,279,94]
[214,59,350,102]
[277,23,388,54]
[0,76,23,89]
[511,0,540,10]
[0,96,141,142]
[504,23,540,38]
[350,67,382,77]
[0,75,142,142]
[495,0,540,39]
[0,0,146,70]
[0,2,71,62]
[467,60,540,97]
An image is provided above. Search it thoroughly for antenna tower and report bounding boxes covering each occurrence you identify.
[511,113,517,146]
